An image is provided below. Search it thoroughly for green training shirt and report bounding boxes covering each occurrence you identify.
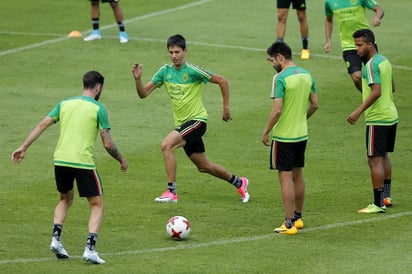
[48,95,110,169]
[271,66,316,142]
[362,54,398,125]
[325,0,378,51]
[151,62,212,126]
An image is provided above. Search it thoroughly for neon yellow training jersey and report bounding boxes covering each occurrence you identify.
[362,54,398,126]
[48,95,110,169]
[325,0,378,51]
[271,66,316,142]
[151,62,212,126]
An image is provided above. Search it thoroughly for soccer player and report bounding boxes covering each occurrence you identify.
[84,0,129,43]
[324,0,384,91]
[11,71,128,264]
[262,42,318,235]
[276,0,310,59]
[347,29,398,213]
[132,34,249,204]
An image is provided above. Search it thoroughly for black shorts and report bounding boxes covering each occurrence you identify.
[366,124,397,157]
[175,120,207,157]
[55,166,103,197]
[270,140,307,171]
[277,0,307,10]
[343,50,363,74]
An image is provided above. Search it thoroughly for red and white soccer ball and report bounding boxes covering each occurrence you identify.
[166,216,191,240]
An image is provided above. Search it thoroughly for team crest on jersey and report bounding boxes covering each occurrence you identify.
[182,73,189,82]
[167,74,172,80]
[350,0,357,5]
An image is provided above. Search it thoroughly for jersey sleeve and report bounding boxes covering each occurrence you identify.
[151,65,167,88]
[48,102,61,122]
[97,105,111,130]
[324,1,333,16]
[311,75,317,94]
[368,59,382,86]
[364,0,378,10]
[271,74,286,99]
[190,64,213,83]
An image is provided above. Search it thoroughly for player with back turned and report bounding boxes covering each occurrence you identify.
[11,71,128,264]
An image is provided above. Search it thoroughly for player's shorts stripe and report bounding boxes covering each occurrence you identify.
[367,125,375,156]
[92,169,103,196]
[270,140,278,170]
[180,120,203,138]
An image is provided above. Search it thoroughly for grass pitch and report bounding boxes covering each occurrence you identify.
[1,0,411,273]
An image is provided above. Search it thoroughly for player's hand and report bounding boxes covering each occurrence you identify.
[120,159,128,172]
[132,63,143,80]
[11,149,25,164]
[262,132,270,146]
[372,18,381,27]
[222,108,232,122]
[347,111,360,125]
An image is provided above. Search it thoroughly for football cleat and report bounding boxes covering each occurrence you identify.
[155,189,178,203]
[49,238,69,259]
[119,31,129,43]
[301,49,310,60]
[384,197,392,207]
[82,247,105,264]
[84,30,102,42]
[358,204,386,213]
[237,177,250,203]
[294,218,304,229]
[274,222,298,235]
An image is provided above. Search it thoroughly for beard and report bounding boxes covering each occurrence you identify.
[273,64,282,73]
[95,91,101,101]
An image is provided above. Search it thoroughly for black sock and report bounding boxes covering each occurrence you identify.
[92,18,99,30]
[302,38,308,49]
[294,211,302,221]
[276,38,284,43]
[52,224,63,241]
[168,182,176,194]
[86,233,98,251]
[118,21,125,32]
[373,188,384,207]
[229,175,242,188]
[383,179,391,197]
[285,218,294,229]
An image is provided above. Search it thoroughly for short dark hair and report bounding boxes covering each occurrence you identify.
[167,34,186,50]
[266,42,292,60]
[83,71,104,89]
[353,29,375,44]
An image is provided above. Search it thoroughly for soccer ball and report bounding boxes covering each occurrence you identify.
[166,216,191,240]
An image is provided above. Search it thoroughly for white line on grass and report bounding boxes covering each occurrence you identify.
[1,32,411,72]
[1,211,411,265]
[0,0,214,57]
